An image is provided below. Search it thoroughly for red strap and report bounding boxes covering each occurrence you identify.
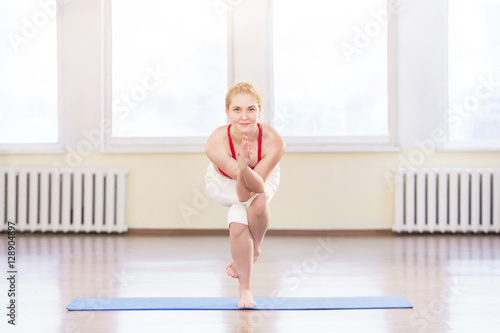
[227,124,236,159]
[217,167,231,178]
[217,123,262,179]
[257,123,262,162]
[217,124,236,179]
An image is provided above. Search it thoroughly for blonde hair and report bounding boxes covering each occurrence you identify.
[225,82,262,109]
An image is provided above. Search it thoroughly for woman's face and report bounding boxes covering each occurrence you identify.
[226,93,261,133]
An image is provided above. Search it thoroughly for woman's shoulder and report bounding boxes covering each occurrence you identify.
[208,125,228,140]
[260,123,282,140]
[260,123,285,151]
[206,125,228,149]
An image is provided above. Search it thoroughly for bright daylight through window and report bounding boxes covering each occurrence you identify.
[111,0,227,138]
[0,0,58,144]
[273,0,389,139]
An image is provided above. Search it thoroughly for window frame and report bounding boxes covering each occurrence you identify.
[102,0,233,153]
[266,0,399,153]
[102,0,398,154]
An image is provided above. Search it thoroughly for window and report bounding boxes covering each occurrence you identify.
[108,0,227,148]
[446,0,500,149]
[272,0,392,148]
[0,0,60,150]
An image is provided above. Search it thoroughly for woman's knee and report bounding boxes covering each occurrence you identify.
[229,222,249,237]
[249,193,267,216]
[237,191,252,203]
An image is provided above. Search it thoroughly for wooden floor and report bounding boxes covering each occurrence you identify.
[1,233,499,333]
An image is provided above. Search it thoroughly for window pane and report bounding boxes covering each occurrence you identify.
[273,0,389,137]
[0,0,58,144]
[448,0,500,144]
[111,0,227,138]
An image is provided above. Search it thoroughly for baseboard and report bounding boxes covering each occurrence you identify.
[126,228,395,236]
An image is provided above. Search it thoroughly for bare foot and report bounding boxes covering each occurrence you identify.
[237,289,257,308]
[253,247,261,263]
[227,252,260,278]
[226,262,238,278]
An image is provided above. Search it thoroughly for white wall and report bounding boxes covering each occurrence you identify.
[1,0,499,230]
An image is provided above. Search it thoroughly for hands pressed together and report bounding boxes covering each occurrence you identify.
[237,135,253,171]
[235,134,265,197]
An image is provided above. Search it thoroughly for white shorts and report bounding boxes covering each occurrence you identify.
[204,163,280,227]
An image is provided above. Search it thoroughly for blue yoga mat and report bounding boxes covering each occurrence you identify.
[67,296,412,311]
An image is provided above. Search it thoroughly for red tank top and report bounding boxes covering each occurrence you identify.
[217,123,262,179]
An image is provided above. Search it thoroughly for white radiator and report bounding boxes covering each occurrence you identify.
[0,166,128,233]
[393,168,500,233]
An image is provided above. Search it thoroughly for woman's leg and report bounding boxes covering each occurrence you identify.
[229,222,257,308]
[246,193,269,262]
[227,192,268,271]
[236,170,269,261]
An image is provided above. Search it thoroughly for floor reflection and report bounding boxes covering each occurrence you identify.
[1,233,498,332]
[394,235,500,332]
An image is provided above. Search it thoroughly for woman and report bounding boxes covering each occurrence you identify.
[205,82,285,307]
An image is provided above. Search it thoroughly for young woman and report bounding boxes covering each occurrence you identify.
[205,82,285,307]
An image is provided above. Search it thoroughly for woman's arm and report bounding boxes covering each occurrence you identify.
[206,125,285,201]
[237,140,283,195]
[205,127,241,179]
[235,138,264,201]
[251,128,285,182]
[237,127,285,199]
[239,166,265,193]
[236,169,258,202]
